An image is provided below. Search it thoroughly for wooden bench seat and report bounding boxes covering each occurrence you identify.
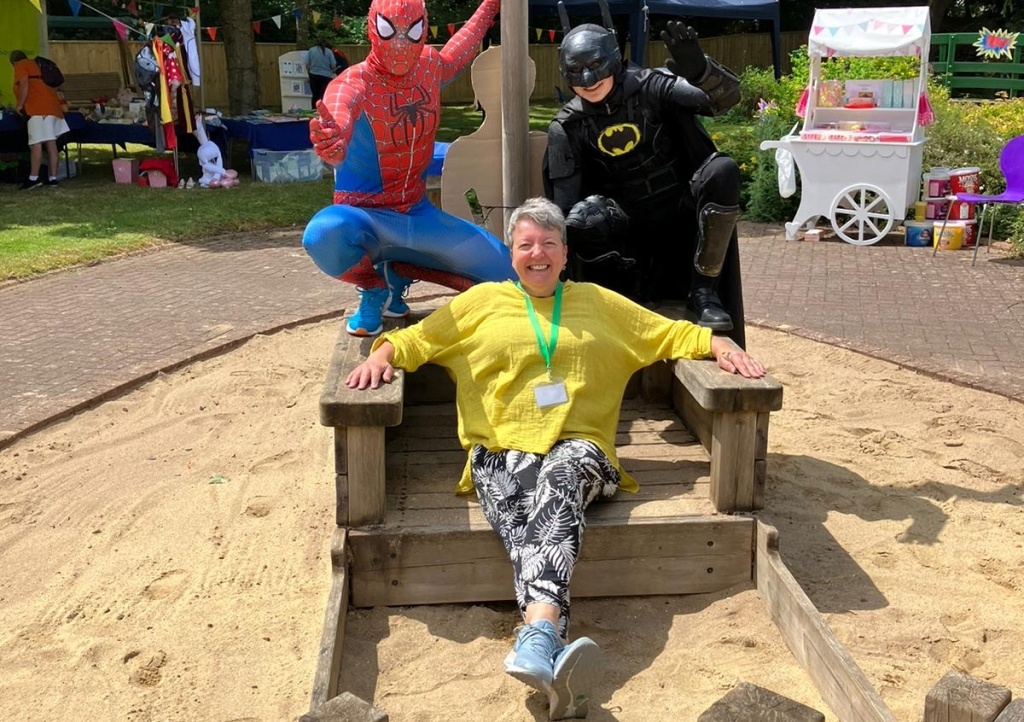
[320,307,783,530]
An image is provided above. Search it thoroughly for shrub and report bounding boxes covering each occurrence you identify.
[743,113,802,222]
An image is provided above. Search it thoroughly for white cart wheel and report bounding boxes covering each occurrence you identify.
[830,184,895,246]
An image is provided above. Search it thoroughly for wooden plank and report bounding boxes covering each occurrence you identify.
[674,378,713,452]
[924,670,1011,722]
[319,329,405,428]
[699,682,824,721]
[710,412,758,512]
[755,521,897,722]
[333,428,348,528]
[641,359,673,403]
[995,700,1024,722]
[309,528,349,711]
[346,425,387,527]
[348,516,753,607]
[671,355,783,413]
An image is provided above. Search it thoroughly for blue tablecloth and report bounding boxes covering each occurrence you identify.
[1,111,226,155]
[219,115,448,174]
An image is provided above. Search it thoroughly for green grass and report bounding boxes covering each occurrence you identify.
[0,101,574,281]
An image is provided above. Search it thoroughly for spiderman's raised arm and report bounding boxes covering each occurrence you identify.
[310,73,366,166]
[439,0,499,86]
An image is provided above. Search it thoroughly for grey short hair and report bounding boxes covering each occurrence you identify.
[507,197,566,245]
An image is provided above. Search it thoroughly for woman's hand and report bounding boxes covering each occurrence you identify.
[711,336,766,379]
[344,342,396,390]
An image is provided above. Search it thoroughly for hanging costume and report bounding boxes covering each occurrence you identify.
[303,0,514,337]
[544,13,747,345]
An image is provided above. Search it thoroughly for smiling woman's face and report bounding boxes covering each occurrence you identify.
[511,219,568,298]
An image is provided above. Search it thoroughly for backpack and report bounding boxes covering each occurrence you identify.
[34,57,65,88]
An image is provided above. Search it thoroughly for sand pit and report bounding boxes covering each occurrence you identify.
[1,321,1021,721]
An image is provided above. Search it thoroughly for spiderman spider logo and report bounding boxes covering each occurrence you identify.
[389,86,434,143]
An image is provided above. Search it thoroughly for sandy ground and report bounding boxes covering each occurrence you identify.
[1,321,1022,722]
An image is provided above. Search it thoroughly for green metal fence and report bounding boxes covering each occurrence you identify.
[930,32,1024,97]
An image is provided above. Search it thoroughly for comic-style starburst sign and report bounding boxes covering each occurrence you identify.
[973,28,1019,60]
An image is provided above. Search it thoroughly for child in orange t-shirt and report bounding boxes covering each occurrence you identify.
[10,50,70,189]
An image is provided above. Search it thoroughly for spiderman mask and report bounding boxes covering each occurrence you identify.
[368,0,427,76]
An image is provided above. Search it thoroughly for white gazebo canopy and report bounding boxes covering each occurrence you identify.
[808,6,931,58]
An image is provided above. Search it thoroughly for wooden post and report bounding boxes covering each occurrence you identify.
[924,670,1011,722]
[995,700,1024,722]
[500,0,529,233]
[699,682,824,722]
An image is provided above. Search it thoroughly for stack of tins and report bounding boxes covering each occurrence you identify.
[911,167,980,248]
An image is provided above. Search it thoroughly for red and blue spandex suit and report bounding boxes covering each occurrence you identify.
[302,0,513,333]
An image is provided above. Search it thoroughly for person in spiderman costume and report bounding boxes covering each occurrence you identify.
[303,0,514,337]
[544,7,747,345]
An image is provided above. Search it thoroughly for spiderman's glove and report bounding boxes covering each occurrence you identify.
[310,101,348,166]
[660,21,708,83]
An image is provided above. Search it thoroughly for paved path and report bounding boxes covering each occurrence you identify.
[2,223,1023,447]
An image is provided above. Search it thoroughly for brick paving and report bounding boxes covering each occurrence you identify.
[1,222,1023,447]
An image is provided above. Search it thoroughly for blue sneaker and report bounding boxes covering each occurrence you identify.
[549,637,601,719]
[381,263,413,319]
[504,620,562,694]
[345,287,390,337]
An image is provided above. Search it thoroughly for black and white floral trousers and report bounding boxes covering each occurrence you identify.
[471,438,620,638]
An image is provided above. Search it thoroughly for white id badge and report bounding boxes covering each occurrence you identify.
[534,378,569,408]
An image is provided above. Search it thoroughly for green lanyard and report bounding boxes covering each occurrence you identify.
[516,281,562,374]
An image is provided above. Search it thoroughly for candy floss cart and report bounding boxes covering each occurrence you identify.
[761,6,933,245]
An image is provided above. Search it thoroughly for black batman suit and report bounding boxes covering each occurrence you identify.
[545,63,745,346]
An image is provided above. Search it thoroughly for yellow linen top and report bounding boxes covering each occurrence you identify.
[373,280,712,493]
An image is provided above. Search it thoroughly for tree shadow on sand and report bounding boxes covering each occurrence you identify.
[758,452,1024,615]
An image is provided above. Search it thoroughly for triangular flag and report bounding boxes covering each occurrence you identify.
[68,0,82,16]
[313,10,321,24]
[187,5,199,18]
[113,19,128,40]
[535,28,542,41]
[292,8,301,19]
[127,0,137,16]
[333,16,343,29]
[144,22,154,35]
[252,20,261,33]
[430,25,438,38]
[447,23,455,35]
[27,0,41,10]
[272,15,282,28]
[206,26,217,41]
[902,24,913,34]
[548,29,556,42]
[812,25,823,35]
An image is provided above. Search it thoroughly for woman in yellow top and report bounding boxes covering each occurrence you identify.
[346,197,765,720]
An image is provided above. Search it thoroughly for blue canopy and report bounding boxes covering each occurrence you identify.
[528,0,782,79]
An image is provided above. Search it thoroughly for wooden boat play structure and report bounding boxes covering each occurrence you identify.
[302,304,914,722]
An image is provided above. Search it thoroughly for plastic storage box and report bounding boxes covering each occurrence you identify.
[112,158,139,184]
[252,149,323,183]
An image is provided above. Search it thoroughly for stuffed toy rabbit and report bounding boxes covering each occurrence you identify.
[194,116,238,188]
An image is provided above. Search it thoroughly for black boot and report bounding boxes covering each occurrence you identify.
[687,287,733,331]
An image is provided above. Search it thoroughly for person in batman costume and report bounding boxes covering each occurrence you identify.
[544,9,746,345]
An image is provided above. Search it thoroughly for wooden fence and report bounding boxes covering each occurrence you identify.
[49,31,806,111]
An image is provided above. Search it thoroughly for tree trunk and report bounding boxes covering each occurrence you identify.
[221,0,260,115]
[296,0,310,50]
[929,0,955,32]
